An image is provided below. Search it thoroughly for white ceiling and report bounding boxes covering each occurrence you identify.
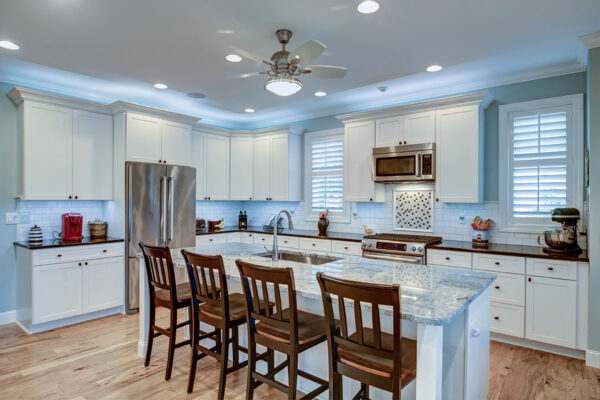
[0,0,599,129]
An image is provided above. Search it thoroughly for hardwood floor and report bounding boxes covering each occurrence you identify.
[0,311,598,399]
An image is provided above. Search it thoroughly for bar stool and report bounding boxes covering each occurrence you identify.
[182,250,274,399]
[235,260,330,400]
[316,272,417,400]
[139,243,192,381]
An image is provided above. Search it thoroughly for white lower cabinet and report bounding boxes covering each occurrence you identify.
[525,275,577,348]
[196,234,227,247]
[278,236,300,249]
[33,262,83,324]
[240,232,255,244]
[83,257,124,313]
[331,240,363,256]
[299,238,332,253]
[490,303,524,337]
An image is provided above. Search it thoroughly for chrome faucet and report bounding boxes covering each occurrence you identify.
[272,209,294,261]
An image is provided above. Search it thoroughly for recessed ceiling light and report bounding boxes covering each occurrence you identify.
[0,40,19,50]
[357,0,380,14]
[426,64,443,72]
[314,91,327,97]
[217,29,234,35]
[187,92,206,99]
[244,108,255,113]
[153,83,168,89]
[226,54,242,62]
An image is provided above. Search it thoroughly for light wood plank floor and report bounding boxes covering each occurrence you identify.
[0,310,598,399]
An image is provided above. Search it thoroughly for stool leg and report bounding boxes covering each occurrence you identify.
[232,326,240,366]
[165,307,177,380]
[246,332,256,400]
[217,327,230,400]
[144,302,156,366]
[361,383,369,399]
[288,353,298,400]
[331,371,342,400]
[187,315,199,393]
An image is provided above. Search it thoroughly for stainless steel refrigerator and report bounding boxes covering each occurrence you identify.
[125,162,196,313]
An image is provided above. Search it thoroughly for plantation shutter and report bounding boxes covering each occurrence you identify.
[511,110,568,219]
[311,138,344,212]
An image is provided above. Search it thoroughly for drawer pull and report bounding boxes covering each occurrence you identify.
[494,316,500,320]
[57,254,62,257]
[494,262,500,265]
[547,267,554,271]
[102,249,107,253]
[312,243,316,246]
[249,234,253,237]
[344,246,349,250]
[445,257,450,261]
[494,285,500,289]
[284,241,288,243]
[528,277,532,282]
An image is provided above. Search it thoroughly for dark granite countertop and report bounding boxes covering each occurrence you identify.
[14,237,125,250]
[428,240,589,262]
[196,226,364,242]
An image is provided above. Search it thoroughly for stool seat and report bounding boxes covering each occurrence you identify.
[256,309,331,345]
[155,283,192,303]
[338,328,417,384]
[198,293,272,323]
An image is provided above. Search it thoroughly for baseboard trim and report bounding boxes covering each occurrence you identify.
[586,349,600,368]
[491,333,586,360]
[18,306,124,335]
[0,309,17,326]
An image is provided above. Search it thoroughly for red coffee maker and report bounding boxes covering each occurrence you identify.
[62,213,83,241]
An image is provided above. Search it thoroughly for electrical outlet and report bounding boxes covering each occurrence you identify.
[5,212,30,225]
[457,215,466,224]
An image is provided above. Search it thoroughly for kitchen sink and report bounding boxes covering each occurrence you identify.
[255,250,343,265]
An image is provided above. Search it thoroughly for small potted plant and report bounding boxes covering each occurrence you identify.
[318,209,329,237]
[471,216,493,247]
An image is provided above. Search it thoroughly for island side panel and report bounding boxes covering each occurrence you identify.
[417,323,444,400]
[465,287,491,400]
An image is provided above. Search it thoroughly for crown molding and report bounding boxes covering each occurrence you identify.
[109,100,200,125]
[192,123,305,137]
[7,86,112,114]
[335,91,492,124]
[579,31,600,49]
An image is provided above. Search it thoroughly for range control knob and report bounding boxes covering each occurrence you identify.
[410,246,417,252]
[417,247,424,253]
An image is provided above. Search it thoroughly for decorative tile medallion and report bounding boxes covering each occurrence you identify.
[393,189,434,232]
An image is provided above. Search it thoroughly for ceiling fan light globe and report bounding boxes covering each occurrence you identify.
[357,0,380,14]
[264,75,303,96]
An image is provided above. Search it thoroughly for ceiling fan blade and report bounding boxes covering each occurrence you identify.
[288,40,327,65]
[229,46,273,66]
[302,65,348,79]
[227,71,263,79]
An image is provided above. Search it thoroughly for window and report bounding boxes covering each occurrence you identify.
[499,94,583,232]
[304,129,350,222]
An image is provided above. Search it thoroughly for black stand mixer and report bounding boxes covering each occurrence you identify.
[538,208,582,255]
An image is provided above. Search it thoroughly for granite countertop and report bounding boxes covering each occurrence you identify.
[157,242,496,326]
[429,240,589,262]
[196,225,364,242]
[14,236,124,250]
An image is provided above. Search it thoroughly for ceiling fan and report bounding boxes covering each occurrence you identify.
[228,29,348,97]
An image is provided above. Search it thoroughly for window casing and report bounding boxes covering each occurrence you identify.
[304,129,350,222]
[499,94,583,232]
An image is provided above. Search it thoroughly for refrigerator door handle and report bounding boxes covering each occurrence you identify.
[159,176,166,243]
[167,177,174,241]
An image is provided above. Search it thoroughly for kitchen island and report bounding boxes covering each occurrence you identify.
[137,243,496,400]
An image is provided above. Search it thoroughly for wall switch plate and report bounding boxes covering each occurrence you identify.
[5,212,30,225]
[458,215,466,224]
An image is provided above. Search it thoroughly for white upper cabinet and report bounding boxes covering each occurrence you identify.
[11,90,114,201]
[403,111,436,144]
[252,131,302,201]
[375,117,404,147]
[230,136,253,200]
[344,121,384,202]
[191,133,206,200]
[252,136,271,200]
[73,111,113,200]
[205,134,230,200]
[436,104,484,203]
[125,112,191,166]
[23,102,74,200]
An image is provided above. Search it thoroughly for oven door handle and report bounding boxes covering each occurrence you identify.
[362,251,422,264]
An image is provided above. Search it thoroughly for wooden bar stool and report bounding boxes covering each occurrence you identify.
[182,250,274,399]
[316,272,417,400]
[236,260,330,400]
[139,243,192,380]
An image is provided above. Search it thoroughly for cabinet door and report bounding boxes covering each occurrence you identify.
[205,135,230,200]
[436,105,482,203]
[126,113,162,163]
[525,276,576,348]
[404,111,435,144]
[253,136,271,200]
[191,133,207,200]
[375,117,404,147]
[230,137,253,200]
[24,102,73,200]
[162,120,191,166]
[73,111,113,200]
[32,262,83,324]
[344,121,377,202]
[270,134,289,201]
[83,257,124,313]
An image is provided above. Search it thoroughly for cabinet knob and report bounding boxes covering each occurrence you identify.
[78,262,82,266]
[494,285,500,289]
[249,234,252,237]
[399,141,402,145]
[547,267,554,271]
[159,160,162,163]
[494,316,500,320]
[74,195,78,200]
[404,141,407,144]
[344,246,348,250]
[163,160,166,164]
[312,243,316,246]
[68,196,72,199]
[369,197,373,202]
[249,197,252,200]
[57,254,62,257]
[209,238,213,242]
[102,249,107,253]
[84,261,88,266]
[445,257,450,261]
[436,198,439,202]
[495,261,500,265]
[528,277,532,282]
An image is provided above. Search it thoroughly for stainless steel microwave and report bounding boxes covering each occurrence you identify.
[372,143,436,183]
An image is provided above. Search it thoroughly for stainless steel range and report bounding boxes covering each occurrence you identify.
[361,233,442,264]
